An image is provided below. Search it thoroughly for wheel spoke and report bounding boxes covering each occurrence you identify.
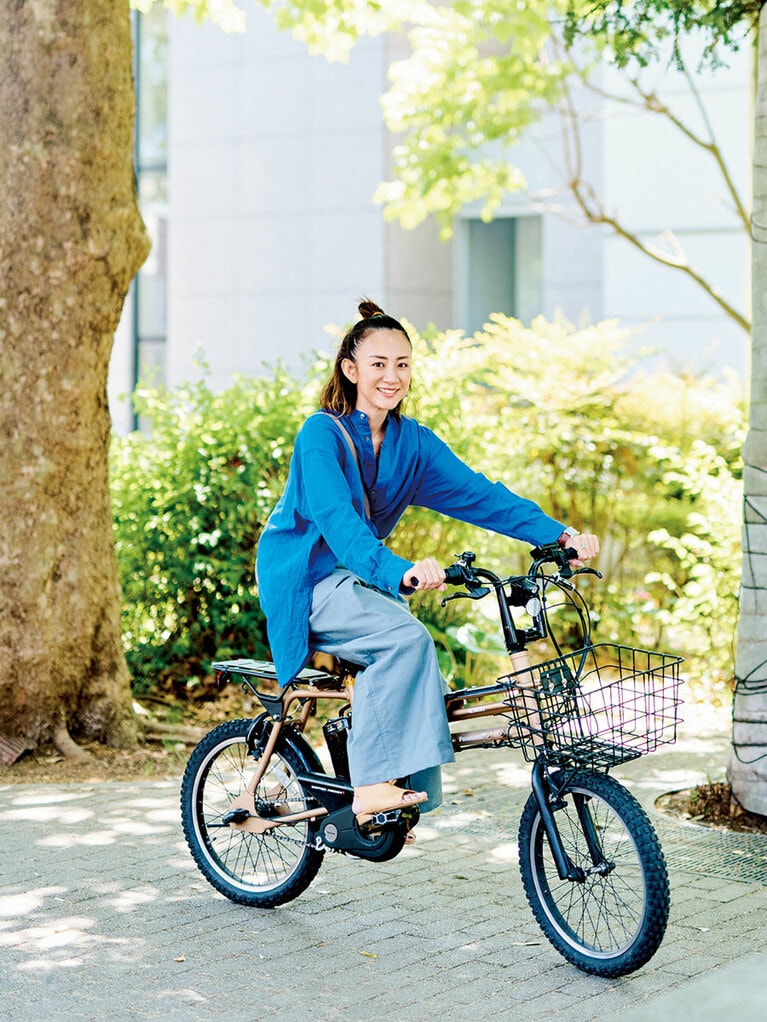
[518,771,669,976]
[180,720,324,907]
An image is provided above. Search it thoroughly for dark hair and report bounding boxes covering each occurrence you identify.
[319,298,412,416]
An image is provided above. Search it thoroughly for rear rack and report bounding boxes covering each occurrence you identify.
[212,658,346,722]
[212,658,334,687]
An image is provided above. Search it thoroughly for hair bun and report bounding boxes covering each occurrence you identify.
[358,298,385,320]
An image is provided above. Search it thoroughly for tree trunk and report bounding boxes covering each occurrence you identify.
[729,7,767,813]
[0,1,149,751]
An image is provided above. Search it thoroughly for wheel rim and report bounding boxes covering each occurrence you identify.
[528,787,647,958]
[192,735,311,893]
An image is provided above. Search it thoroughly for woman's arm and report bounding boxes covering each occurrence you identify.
[411,425,565,547]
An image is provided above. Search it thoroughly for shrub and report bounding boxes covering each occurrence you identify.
[112,316,744,697]
[111,367,317,692]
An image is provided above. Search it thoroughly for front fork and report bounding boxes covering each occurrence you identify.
[530,761,608,883]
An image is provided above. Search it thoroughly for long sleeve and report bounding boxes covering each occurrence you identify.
[297,423,412,596]
[411,426,564,546]
[256,410,565,684]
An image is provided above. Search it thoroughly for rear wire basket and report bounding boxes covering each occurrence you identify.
[501,643,684,769]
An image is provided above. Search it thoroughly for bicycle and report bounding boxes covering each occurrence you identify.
[180,542,683,977]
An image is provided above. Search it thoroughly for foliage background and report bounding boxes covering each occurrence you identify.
[111,315,744,701]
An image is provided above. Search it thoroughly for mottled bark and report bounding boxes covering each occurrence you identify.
[729,7,767,813]
[0,1,150,750]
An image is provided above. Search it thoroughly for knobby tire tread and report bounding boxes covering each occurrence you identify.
[518,771,670,977]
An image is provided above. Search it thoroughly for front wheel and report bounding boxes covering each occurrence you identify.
[518,771,670,977]
[181,718,324,907]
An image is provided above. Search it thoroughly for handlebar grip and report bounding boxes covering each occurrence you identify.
[444,564,466,584]
[530,542,577,562]
[408,564,463,588]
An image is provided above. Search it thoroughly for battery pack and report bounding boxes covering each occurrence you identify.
[323,715,351,780]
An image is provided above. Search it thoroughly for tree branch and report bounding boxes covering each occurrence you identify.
[552,52,751,333]
[568,47,751,232]
[570,178,751,332]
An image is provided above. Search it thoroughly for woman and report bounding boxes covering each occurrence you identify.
[256,300,599,823]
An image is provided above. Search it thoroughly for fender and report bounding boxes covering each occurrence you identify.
[246,712,325,775]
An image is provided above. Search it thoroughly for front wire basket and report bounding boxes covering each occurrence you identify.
[501,643,684,769]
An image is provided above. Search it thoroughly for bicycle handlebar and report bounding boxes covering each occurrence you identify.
[407,544,600,654]
[407,542,593,591]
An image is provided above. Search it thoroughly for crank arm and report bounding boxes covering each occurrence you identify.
[221,805,328,834]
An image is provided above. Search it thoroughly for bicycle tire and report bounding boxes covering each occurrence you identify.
[518,770,669,977]
[180,718,324,907]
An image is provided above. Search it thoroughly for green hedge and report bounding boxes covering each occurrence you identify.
[111,316,744,697]
[111,367,315,691]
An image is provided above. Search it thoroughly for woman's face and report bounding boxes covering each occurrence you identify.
[341,328,412,419]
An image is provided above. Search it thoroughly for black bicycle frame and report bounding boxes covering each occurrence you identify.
[444,565,587,883]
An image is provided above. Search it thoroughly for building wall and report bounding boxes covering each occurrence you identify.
[600,50,751,376]
[167,10,394,393]
[109,13,752,434]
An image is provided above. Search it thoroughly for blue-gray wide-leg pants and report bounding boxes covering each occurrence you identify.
[308,569,455,809]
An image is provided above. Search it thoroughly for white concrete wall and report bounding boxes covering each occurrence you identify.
[599,46,751,377]
[166,8,391,393]
[108,16,752,434]
[459,44,751,379]
[466,72,606,331]
[109,296,135,436]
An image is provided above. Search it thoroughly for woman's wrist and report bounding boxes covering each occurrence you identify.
[557,527,579,548]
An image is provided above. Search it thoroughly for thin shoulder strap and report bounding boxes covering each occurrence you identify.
[321,412,371,519]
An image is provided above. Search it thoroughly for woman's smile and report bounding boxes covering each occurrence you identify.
[341,328,412,421]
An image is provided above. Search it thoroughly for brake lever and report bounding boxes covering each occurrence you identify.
[552,573,575,591]
[440,585,490,607]
[573,567,603,579]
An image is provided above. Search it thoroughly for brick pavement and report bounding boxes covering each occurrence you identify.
[1,713,766,1022]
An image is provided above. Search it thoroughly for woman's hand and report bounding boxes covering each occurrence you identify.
[567,533,600,568]
[402,558,446,592]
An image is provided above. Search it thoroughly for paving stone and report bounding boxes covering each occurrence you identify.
[2,726,766,1021]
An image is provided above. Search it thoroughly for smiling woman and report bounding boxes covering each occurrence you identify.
[339,326,412,433]
[255,298,599,824]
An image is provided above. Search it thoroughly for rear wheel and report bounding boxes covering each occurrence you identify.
[518,771,669,977]
[181,719,324,907]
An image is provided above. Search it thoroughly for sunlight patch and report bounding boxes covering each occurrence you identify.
[105,886,160,913]
[0,887,67,919]
[38,831,117,848]
[0,806,93,825]
[489,842,518,862]
[0,916,97,953]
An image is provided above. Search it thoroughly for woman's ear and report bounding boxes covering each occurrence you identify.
[341,357,357,384]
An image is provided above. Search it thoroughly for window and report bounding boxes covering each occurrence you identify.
[132,7,169,414]
[457,215,542,335]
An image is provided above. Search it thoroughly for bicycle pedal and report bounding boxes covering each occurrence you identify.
[222,808,251,826]
[363,809,402,828]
